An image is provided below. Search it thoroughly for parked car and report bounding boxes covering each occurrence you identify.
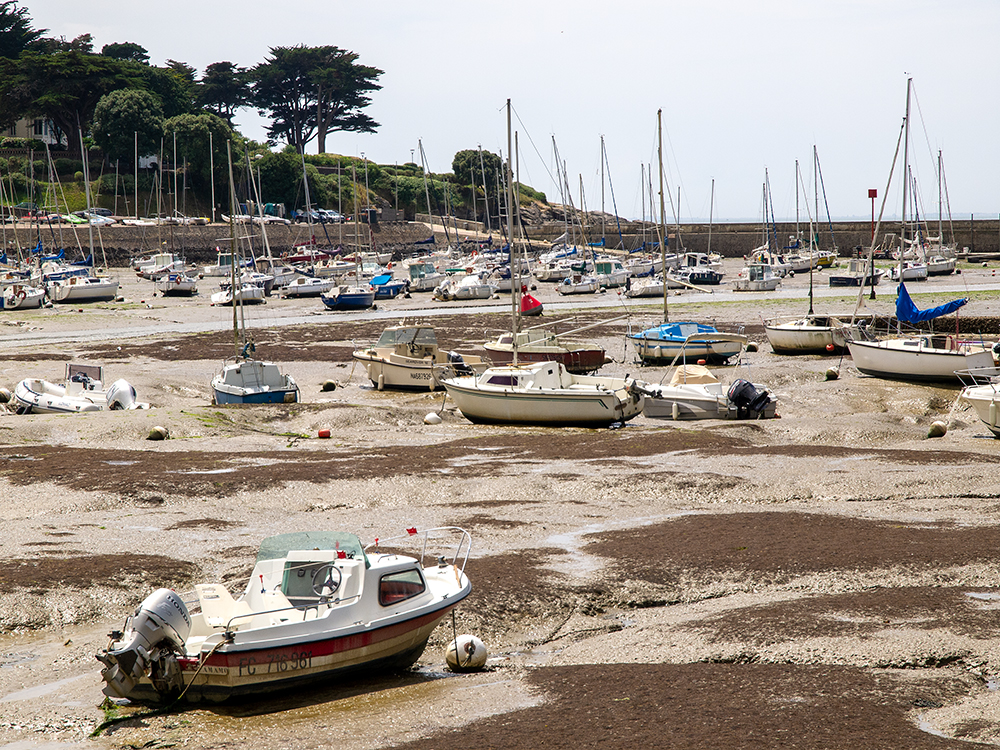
[73,207,113,217]
[317,209,345,223]
[293,209,325,224]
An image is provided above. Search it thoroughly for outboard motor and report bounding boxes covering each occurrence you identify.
[727,379,774,419]
[96,588,191,699]
[447,351,473,375]
[105,379,138,410]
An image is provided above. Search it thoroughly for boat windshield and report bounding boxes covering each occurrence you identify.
[256,532,369,568]
[375,327,437,348]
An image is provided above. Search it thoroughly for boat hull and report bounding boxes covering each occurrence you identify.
[849,338,999,383]
[441,370,643,427]
[960,385,1000,437]
[125,607,455,704]
[764,317,851,355]
[629,337,744,365]
[321,290,376,310]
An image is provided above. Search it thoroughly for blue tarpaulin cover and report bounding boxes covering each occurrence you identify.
[896,282,968,323]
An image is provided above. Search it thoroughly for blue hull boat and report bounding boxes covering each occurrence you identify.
[321,286,376,311]
[630,321,747,365]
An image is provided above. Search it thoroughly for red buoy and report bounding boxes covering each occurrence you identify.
[318,428,331,439]
[826,343,835,351]
[697,359,707,365]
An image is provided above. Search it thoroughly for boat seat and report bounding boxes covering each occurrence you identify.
[195,584,253,629]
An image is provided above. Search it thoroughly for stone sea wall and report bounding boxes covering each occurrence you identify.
[9,217,999,268]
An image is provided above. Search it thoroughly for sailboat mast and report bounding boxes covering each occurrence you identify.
[707,178,714,257]
[226,141,239,355]
[937,149,943,247]
[506,99,519,364]
[656,109,668,324]
[600,135,606,245]
[899,78,912,301]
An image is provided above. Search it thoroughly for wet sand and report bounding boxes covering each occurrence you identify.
[2,260,1000,748]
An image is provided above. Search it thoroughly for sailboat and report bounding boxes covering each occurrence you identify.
[764,149,857,354]
[846,79,999,384]
[211,144,299,405]
[45,142,120,304]
[440,100,645,427]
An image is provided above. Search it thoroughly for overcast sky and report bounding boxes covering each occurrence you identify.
[27,0,1000,222]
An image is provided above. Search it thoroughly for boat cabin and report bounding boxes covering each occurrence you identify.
[185,531,432,647]
[374,326,439,358]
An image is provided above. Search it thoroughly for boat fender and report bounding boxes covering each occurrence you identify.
[446,634,487,672]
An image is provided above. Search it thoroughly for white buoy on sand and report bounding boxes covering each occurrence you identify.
[825,366,840,381]
[0,387,10,403]
[446,634,488,671]
[321,380,337,392]
[928,421,947,438]
[424,412,442,425]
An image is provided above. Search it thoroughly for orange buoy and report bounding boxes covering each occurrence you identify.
[318,428,331,439]
[697,359,706,365]
[826,343,835,351]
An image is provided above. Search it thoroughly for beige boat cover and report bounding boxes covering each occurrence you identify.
[669,364,719,385]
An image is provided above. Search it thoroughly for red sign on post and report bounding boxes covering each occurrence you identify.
[868,189,878,199]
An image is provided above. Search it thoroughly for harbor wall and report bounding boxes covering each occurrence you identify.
[11,217,1000,268]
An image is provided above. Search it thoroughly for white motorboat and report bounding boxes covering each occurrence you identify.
[352,325,490,391]
[441,360,645,427]
[433,272,496,301]
[1,283,45,309]
[637,364,776,420]
[407,262,447,293]
[889,261,928,282]
[593,259,630,288]
[764,315,855,355]
[282,276,336,298]
[154,272,198,296]
[13,363,148,414]
[624,274,667,298]
[211,283,266,306]
[47,275,119,303]
[133,252,186,279]
[555,273,601,295]
[732,263,781,291]
[97,527,472,703]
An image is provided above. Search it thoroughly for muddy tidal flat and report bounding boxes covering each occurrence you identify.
[4,260,1000,749]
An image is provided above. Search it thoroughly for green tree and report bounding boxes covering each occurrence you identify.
[92,88,164,166]
[251,45,382,153]
[133,64,194,118]
[101,41,149,64]
[0,49,141,149]
[452,148,502,190]
[164,112,234,194]
[0,0,44,59]
[197,61,250,126]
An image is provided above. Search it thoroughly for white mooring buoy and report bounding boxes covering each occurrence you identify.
[927,420,947,438]
[446,634,488,672]
[424,412,443,425]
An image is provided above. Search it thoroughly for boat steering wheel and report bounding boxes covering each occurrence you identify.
[311,564,342,599]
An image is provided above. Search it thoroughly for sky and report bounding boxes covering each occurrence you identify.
[26,0,1000,223]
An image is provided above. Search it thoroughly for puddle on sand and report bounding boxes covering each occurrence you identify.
[544,511,701,577]
[0,675,88,703]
